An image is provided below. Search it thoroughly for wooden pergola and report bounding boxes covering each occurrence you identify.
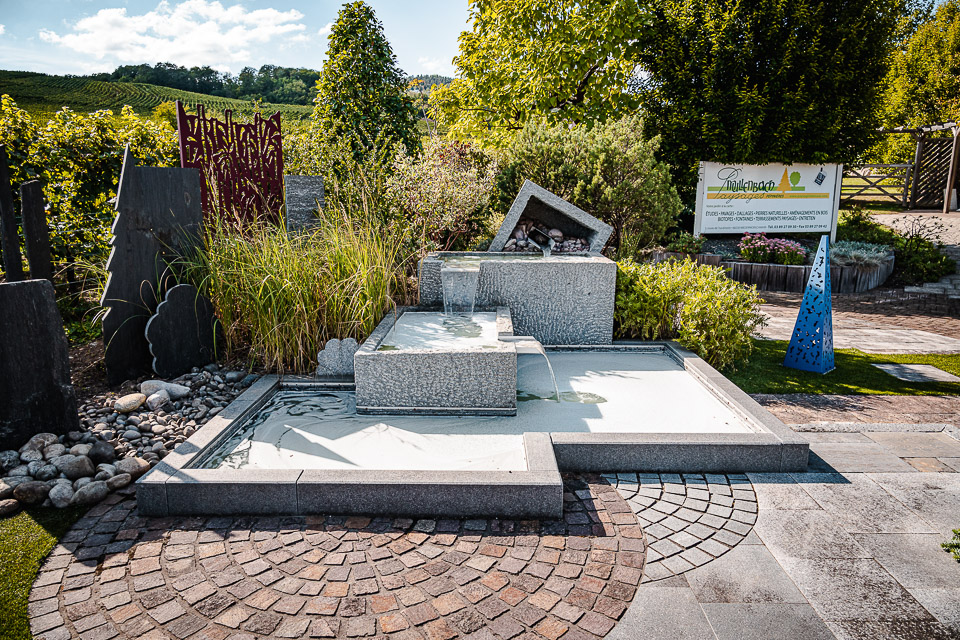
[882,121,960,213]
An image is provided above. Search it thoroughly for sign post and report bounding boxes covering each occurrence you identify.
[694,162,843,240]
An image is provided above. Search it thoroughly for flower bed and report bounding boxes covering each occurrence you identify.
[722,253,895,293]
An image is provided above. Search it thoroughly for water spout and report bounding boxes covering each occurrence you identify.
[440,265,480,315]
[501,336,561,402]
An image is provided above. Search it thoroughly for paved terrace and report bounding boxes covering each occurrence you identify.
[29,427,960,640]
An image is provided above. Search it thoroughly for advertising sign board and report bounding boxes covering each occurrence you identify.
[694,162,842,239]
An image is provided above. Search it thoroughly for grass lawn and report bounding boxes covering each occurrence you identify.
[727,339,960,395]
[0,506,85,640]
[839,200,905,215]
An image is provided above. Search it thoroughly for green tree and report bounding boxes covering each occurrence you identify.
[637,0,902,200]
[871,0,960,163]
[430,0,647,147]
[496,115,682,252]
[312,1,419,156]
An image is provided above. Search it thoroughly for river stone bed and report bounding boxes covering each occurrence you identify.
[0,365,257,515]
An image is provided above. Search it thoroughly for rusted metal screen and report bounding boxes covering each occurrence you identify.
[176,101,284,224]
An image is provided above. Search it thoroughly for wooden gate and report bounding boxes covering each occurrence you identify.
[911,137,958,208]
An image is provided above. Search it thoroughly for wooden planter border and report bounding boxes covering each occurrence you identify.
[720,254,894,293]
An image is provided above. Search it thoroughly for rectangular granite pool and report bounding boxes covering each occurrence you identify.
[196,351,755,473]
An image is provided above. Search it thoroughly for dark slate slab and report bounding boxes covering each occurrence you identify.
[20,180,53,282]
[101,147,203,385]
[145,284,223,378]
[488,180,613,253]
[284,174,325,234]
[0,145,24,282]
[0,279,79,449]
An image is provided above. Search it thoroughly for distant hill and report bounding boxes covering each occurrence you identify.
[0,71,312,119]
[408,75,453,90]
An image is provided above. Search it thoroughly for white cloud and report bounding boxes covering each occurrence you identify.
[417,56,453,75]
[0,25,6,36]
[318,22,333,36]
[38,0,307,71]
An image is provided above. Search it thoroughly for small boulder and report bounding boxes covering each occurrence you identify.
[122,430,142,441]
[73,477,92,491]
[115,393,146,413]
[87,441,116,465]
[13,481,50,505]
[106,473,132,490]
[146,390,170,412]
[115,457,150,479]
[240,374,259,388]
[0,480,13,499]
[0,450,21,473]
[42,444,67,460]
[141,380,191,400]
[19,433,58,453]
[225,371,245,383]
[70,481,109,507]
[48,483,74,508]
[0,498,20,516]
[51,454,95,480]
[69,443,92,457]
[8,465,30,477]
[34,464,59,482]
[19,449,43,464]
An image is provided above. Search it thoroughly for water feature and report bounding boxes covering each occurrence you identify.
[501,336,561,402]
[440,265,480,314]
[378,312,499,351]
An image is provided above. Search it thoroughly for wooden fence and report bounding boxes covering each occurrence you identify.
[841,164,912,205]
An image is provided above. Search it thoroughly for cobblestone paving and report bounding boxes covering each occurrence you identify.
[603,473,757,583]
[30,475,647,640]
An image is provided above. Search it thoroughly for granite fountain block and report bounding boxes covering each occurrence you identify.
[419,252,616,345]
[488,180,613,253]
[354,308,518,415]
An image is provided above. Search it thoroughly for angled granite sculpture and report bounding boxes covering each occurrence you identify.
[101,147,203,385]
[284,175,325,234]
[488,180,613,253]
[784,236,835,374]
[145,284,222,378]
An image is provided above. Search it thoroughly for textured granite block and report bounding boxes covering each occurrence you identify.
[165,469,302,515]
[419,253,616,345]
[489,180,613,253]
[284,175,325,234]
[0,279,79,449]
[296,470,563,519]
[354,308,518,414]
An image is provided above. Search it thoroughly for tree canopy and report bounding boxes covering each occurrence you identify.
[871,0,960,163]
[430,0,648,146]
[636,0,903,199]
[312,1,419,156]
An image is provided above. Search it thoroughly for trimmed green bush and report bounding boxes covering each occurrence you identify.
[615,260,766,370]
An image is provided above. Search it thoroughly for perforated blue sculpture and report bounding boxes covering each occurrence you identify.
[784,235,834,374]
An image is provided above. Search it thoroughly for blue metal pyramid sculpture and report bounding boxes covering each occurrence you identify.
[784,235,834,374]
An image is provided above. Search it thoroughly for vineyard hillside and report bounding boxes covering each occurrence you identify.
[0,70,312,119]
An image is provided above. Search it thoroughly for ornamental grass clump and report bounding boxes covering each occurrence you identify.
[738,233,807,265]
[180,211,414,373]
[830,241,891,267]
[614,260,766,370]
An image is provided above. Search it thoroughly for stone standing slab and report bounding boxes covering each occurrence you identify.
[0,145,24,282]
[0,279,79,449]
[101,147,202,385]
[283,174,325,234]
[19,180,53,282]
[145,284,223,378]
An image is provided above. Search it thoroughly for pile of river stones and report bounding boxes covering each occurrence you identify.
[0,364,257,516]
[502,217,590,253]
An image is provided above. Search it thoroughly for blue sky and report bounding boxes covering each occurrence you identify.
[0,0,468,77]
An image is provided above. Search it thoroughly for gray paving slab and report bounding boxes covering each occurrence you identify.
[908,588,960,632]
[794,433,874,443]
[852,534,960,589]
[807,443,918,473]
[701,603,835,640]
[939,457,960,472]
[872,363,960,383]
[866,472,960,537]
[752,509,870,560]
[747,473,821,510]
[864,432,960,458]
[826,618,958,640]
[778,558,936,623]
[793,473,938,534]
[606,585,717,640]
[685,544,807,604]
